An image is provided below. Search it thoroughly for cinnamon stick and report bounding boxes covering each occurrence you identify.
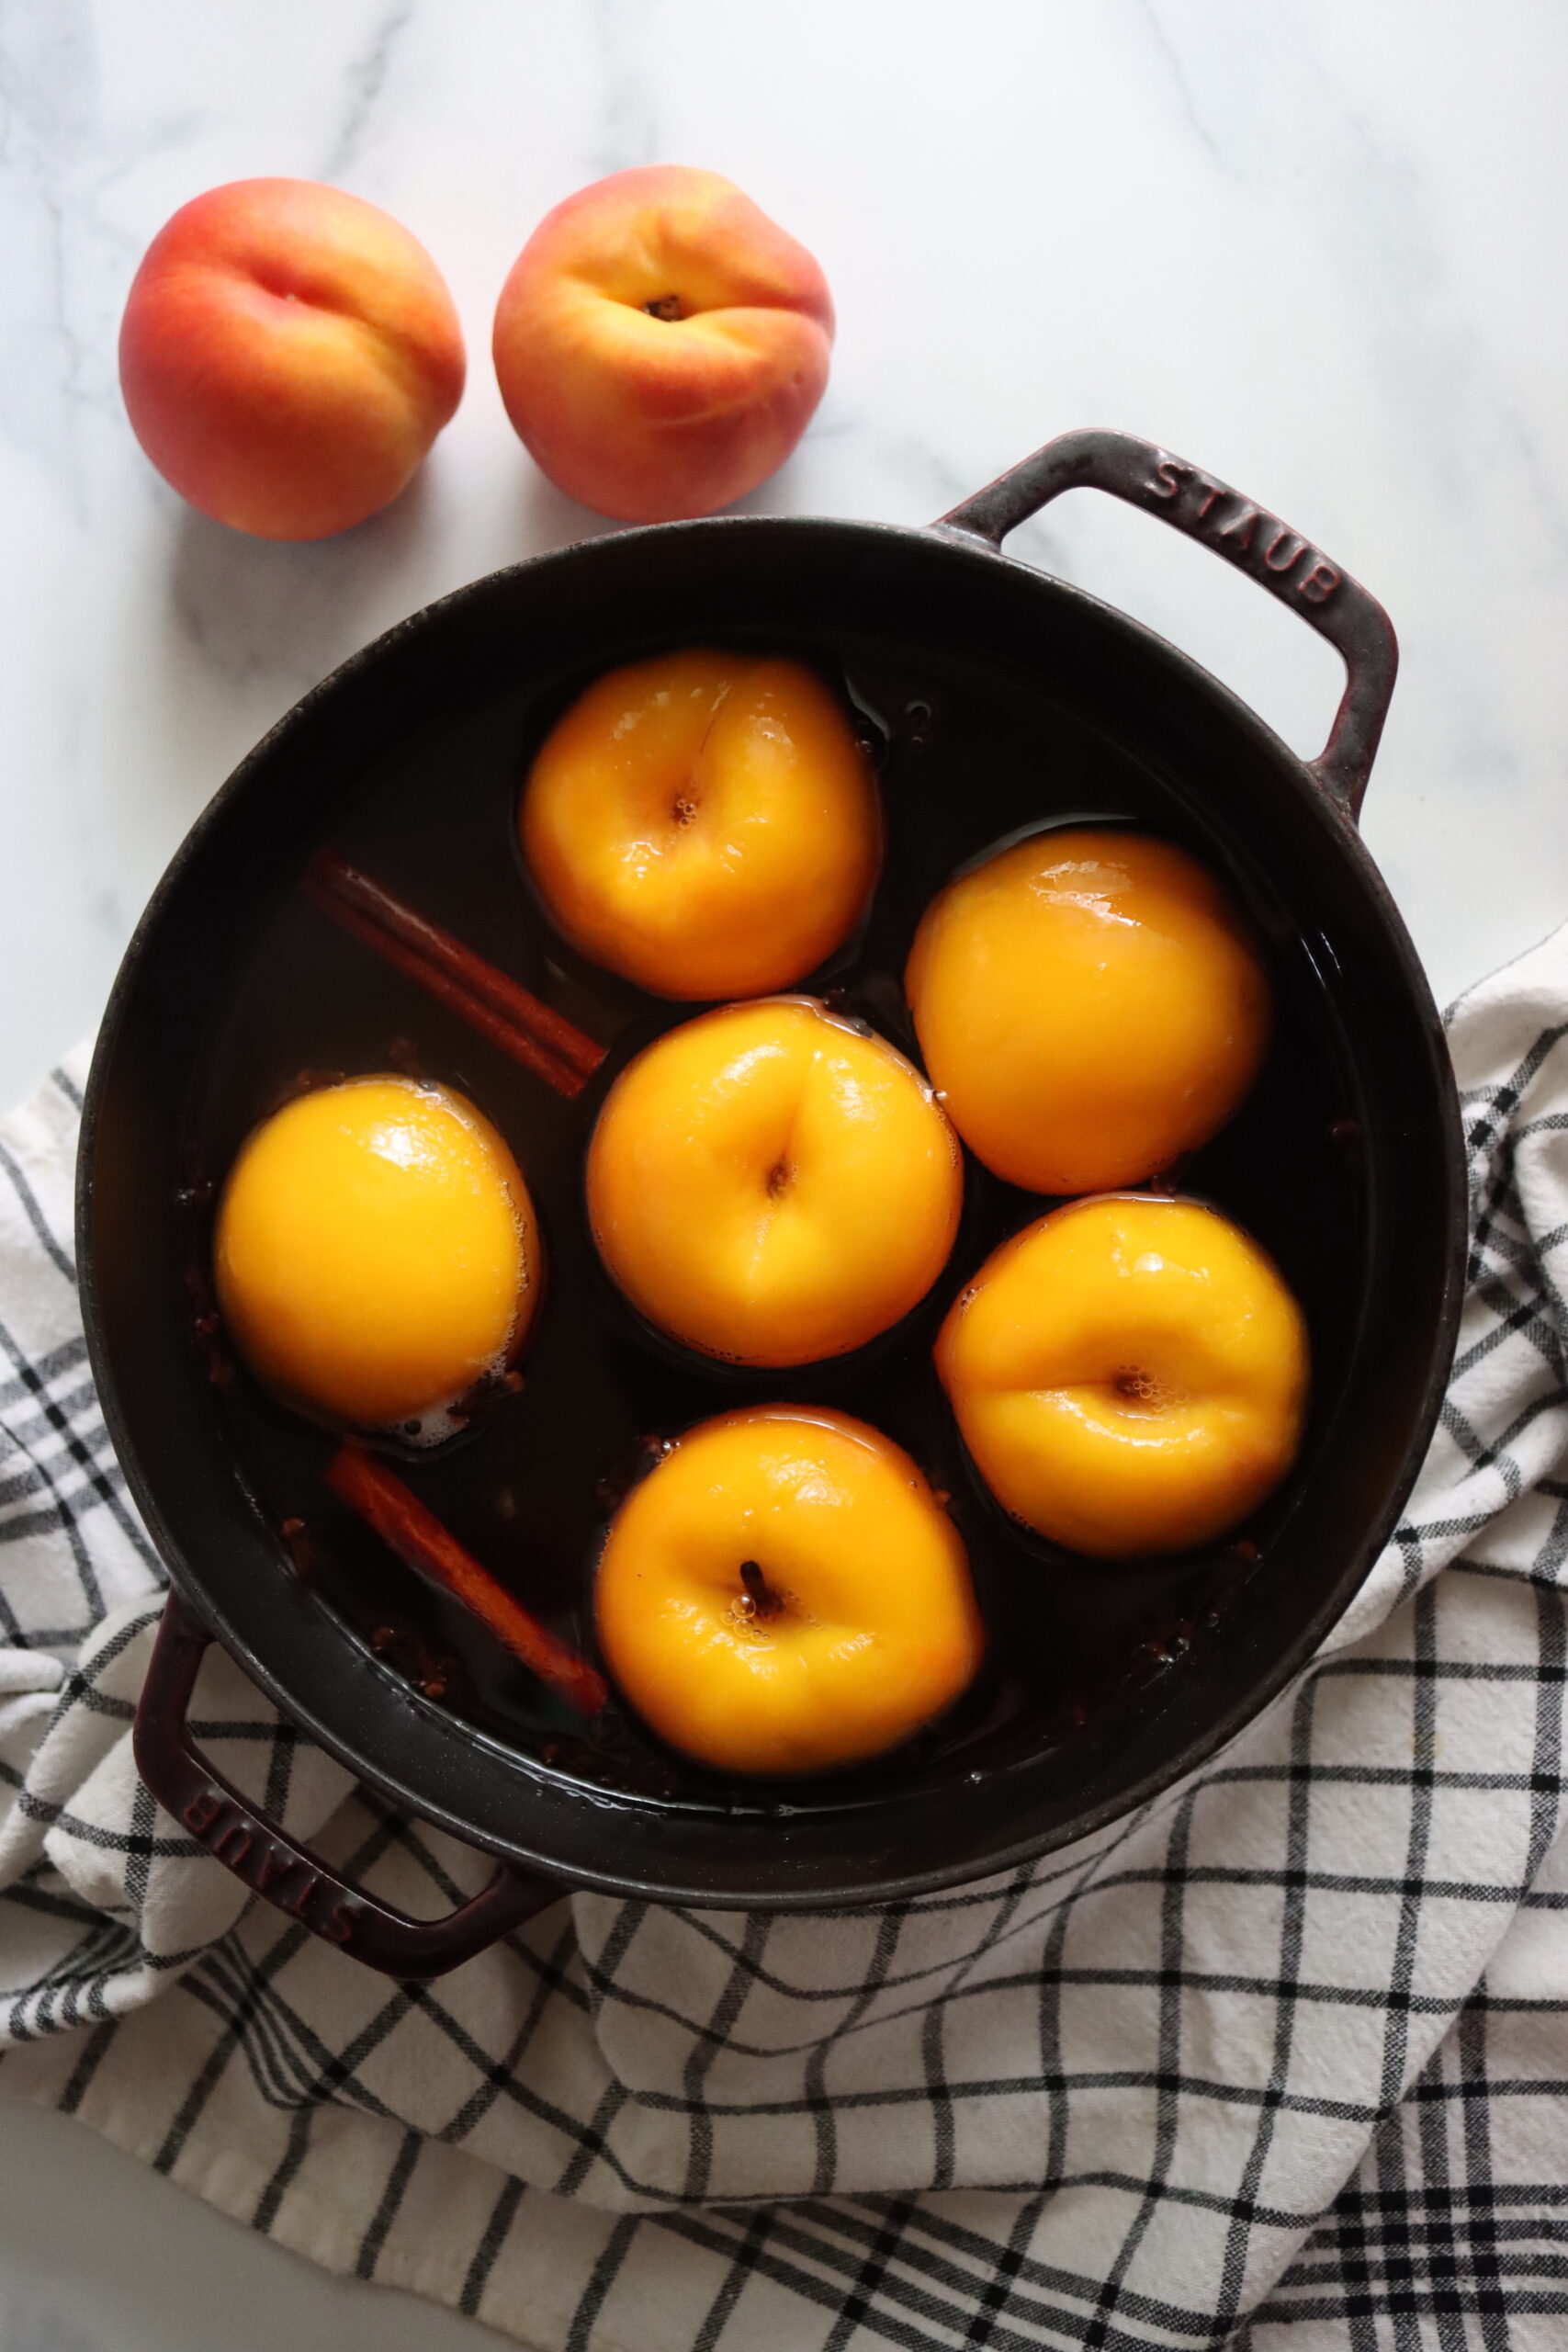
[327,1443,608,1717]
[307,853,604,1099]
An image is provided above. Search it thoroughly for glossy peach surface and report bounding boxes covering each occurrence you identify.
[491,164,833,522]
[588,997,962,1367]
[595,1406,982,1775]
[937,1194,1308,1558]
[214,1078,539,1431]
[522,650,881,999]
[118,177,465,540]
[906,829,1271,1194]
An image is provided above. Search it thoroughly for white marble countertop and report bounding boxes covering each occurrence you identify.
[3,2,1565,2343]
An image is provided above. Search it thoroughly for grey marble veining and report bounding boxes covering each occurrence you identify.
[1,0,1564,1118]
[1,2,1565,2341]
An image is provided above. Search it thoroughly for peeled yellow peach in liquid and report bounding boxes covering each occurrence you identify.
[906,829,1270,1194]
[521,650,881,1000]
[214,1076,540,1437]
[595,1406,983,1776]
[587,997,962,1367]
[936,1193,1308,1558]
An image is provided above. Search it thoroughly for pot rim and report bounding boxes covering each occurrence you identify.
[79,505,1468,1910]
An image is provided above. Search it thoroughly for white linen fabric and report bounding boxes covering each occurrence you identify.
[2,926,1567,2352]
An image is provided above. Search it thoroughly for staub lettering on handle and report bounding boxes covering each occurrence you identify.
[184,1786,356,1943]
[1148,458,1341,605]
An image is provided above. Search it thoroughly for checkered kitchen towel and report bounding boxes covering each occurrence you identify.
[2,926,1567,2352]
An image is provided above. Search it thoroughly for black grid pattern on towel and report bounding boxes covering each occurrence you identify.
[0,1021,1565,2351]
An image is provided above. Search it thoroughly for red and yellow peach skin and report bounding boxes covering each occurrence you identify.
[118,177,466,540]
[492,165,833,523]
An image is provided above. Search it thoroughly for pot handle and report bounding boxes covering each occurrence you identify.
[133,1591,563,1979]
[936,427,1397,820]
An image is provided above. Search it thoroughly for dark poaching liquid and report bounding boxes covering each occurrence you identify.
[187,628,1366,1818]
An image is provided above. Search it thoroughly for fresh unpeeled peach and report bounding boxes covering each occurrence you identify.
[492,165,833,522]
[119,178,466,539]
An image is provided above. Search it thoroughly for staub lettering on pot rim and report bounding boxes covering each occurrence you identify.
[1147,456,1342,604]
[184,1785,355,1942]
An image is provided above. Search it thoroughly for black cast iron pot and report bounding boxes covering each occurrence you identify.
[80,430,1466,1977]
